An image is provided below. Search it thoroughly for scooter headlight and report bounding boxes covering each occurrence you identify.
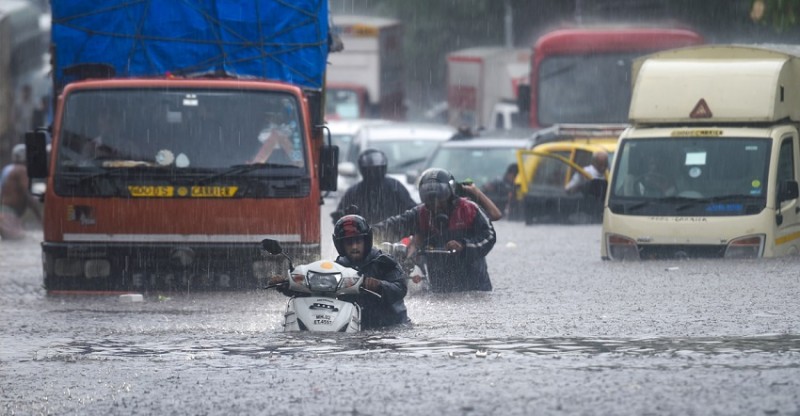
[306,272,341,292]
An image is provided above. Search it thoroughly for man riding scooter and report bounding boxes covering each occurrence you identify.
[270,214,409,329]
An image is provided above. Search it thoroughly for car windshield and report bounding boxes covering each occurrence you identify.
[370,139,447,174]
[427,146,520,186]
[56,88,307,172]
[538,52,641,125]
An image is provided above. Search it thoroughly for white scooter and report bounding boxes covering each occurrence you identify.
[262,238,380,332]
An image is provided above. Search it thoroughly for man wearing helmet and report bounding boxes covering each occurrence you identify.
[375,168,496,292]
[1,144,42,240]
[271,214,409,329]
[331,148,416,225]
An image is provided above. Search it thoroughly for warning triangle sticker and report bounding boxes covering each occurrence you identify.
[690,98,712,119]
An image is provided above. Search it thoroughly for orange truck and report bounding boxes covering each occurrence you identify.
[25,1,338,293]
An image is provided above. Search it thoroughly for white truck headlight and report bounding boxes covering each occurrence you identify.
[607,234,640,261]
[724,235,764,259]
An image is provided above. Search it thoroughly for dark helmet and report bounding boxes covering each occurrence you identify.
[357,148,388,181]
[417,168,456,206]
[333,214,373,257]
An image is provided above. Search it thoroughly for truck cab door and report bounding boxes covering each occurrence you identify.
[775,133,800,255]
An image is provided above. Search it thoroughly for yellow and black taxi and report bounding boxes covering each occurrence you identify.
[514,124,621,224]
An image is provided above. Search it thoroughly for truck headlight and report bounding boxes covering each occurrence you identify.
[607,234,640,261]
[54,258,82,277]
[306,272,341,292]
[724,235,764,259]
[84,259,111,278]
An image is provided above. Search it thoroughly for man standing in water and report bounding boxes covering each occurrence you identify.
[1,145,42,240]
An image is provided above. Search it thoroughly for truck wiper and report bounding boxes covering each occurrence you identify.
[72,168,114,185]
[675,194,758,212]
[624,196,694,213]
[73,164,154,185]
[195,163,293,185]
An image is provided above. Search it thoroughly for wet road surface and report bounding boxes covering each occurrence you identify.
[1,199,799,415]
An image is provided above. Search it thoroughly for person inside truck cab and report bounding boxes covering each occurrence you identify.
[81,109,117,159]
[251,99,304,167]
[633,154,676,197]
[79,109,144,162]
[565,149,608,194]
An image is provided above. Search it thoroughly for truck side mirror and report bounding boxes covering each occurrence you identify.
[25,130,49,180]
[319,144,339,191]
[406,169,419,185]
[778,180,799,204]
[516,84,531,114]
[339,161,357,177]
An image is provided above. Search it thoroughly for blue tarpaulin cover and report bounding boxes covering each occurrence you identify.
[51,0,328,90]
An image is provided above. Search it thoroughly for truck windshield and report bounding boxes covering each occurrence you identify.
[538,52,640,125]
[326,88,360,119]
[56,89,307,173]
[609,137,771,216]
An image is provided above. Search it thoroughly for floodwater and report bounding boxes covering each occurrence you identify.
[1,199,799,415]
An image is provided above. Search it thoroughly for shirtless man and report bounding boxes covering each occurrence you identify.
[0,144,42,240]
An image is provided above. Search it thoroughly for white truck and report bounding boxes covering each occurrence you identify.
[326,15,404,120]
[446,46,530,131]
[602,44,800,260]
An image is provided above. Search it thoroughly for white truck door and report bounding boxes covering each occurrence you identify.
[775,133,800,256]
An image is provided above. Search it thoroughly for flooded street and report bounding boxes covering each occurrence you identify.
[2,199,800,415]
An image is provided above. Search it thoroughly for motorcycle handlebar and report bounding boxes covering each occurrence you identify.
[423,248,457,254]
[359,286,382,299]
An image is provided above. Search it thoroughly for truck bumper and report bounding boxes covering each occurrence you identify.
[41,241,320,293]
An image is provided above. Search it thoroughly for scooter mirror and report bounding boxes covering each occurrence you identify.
[261,238,283,255]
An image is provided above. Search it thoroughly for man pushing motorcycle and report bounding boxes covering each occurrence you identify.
[374,168,496,292]
[270,214,409,329]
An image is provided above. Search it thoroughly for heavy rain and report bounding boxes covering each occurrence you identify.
[2,0,800,415]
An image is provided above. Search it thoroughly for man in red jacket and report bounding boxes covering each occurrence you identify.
[375,168,496,292]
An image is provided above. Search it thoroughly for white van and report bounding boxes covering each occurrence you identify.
[602,44,800,260]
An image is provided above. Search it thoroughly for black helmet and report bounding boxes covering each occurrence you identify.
[333,214,373,257]
[417,168,456,206]
[357,148,388,181]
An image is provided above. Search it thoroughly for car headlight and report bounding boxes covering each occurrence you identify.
[306,272,342,292]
